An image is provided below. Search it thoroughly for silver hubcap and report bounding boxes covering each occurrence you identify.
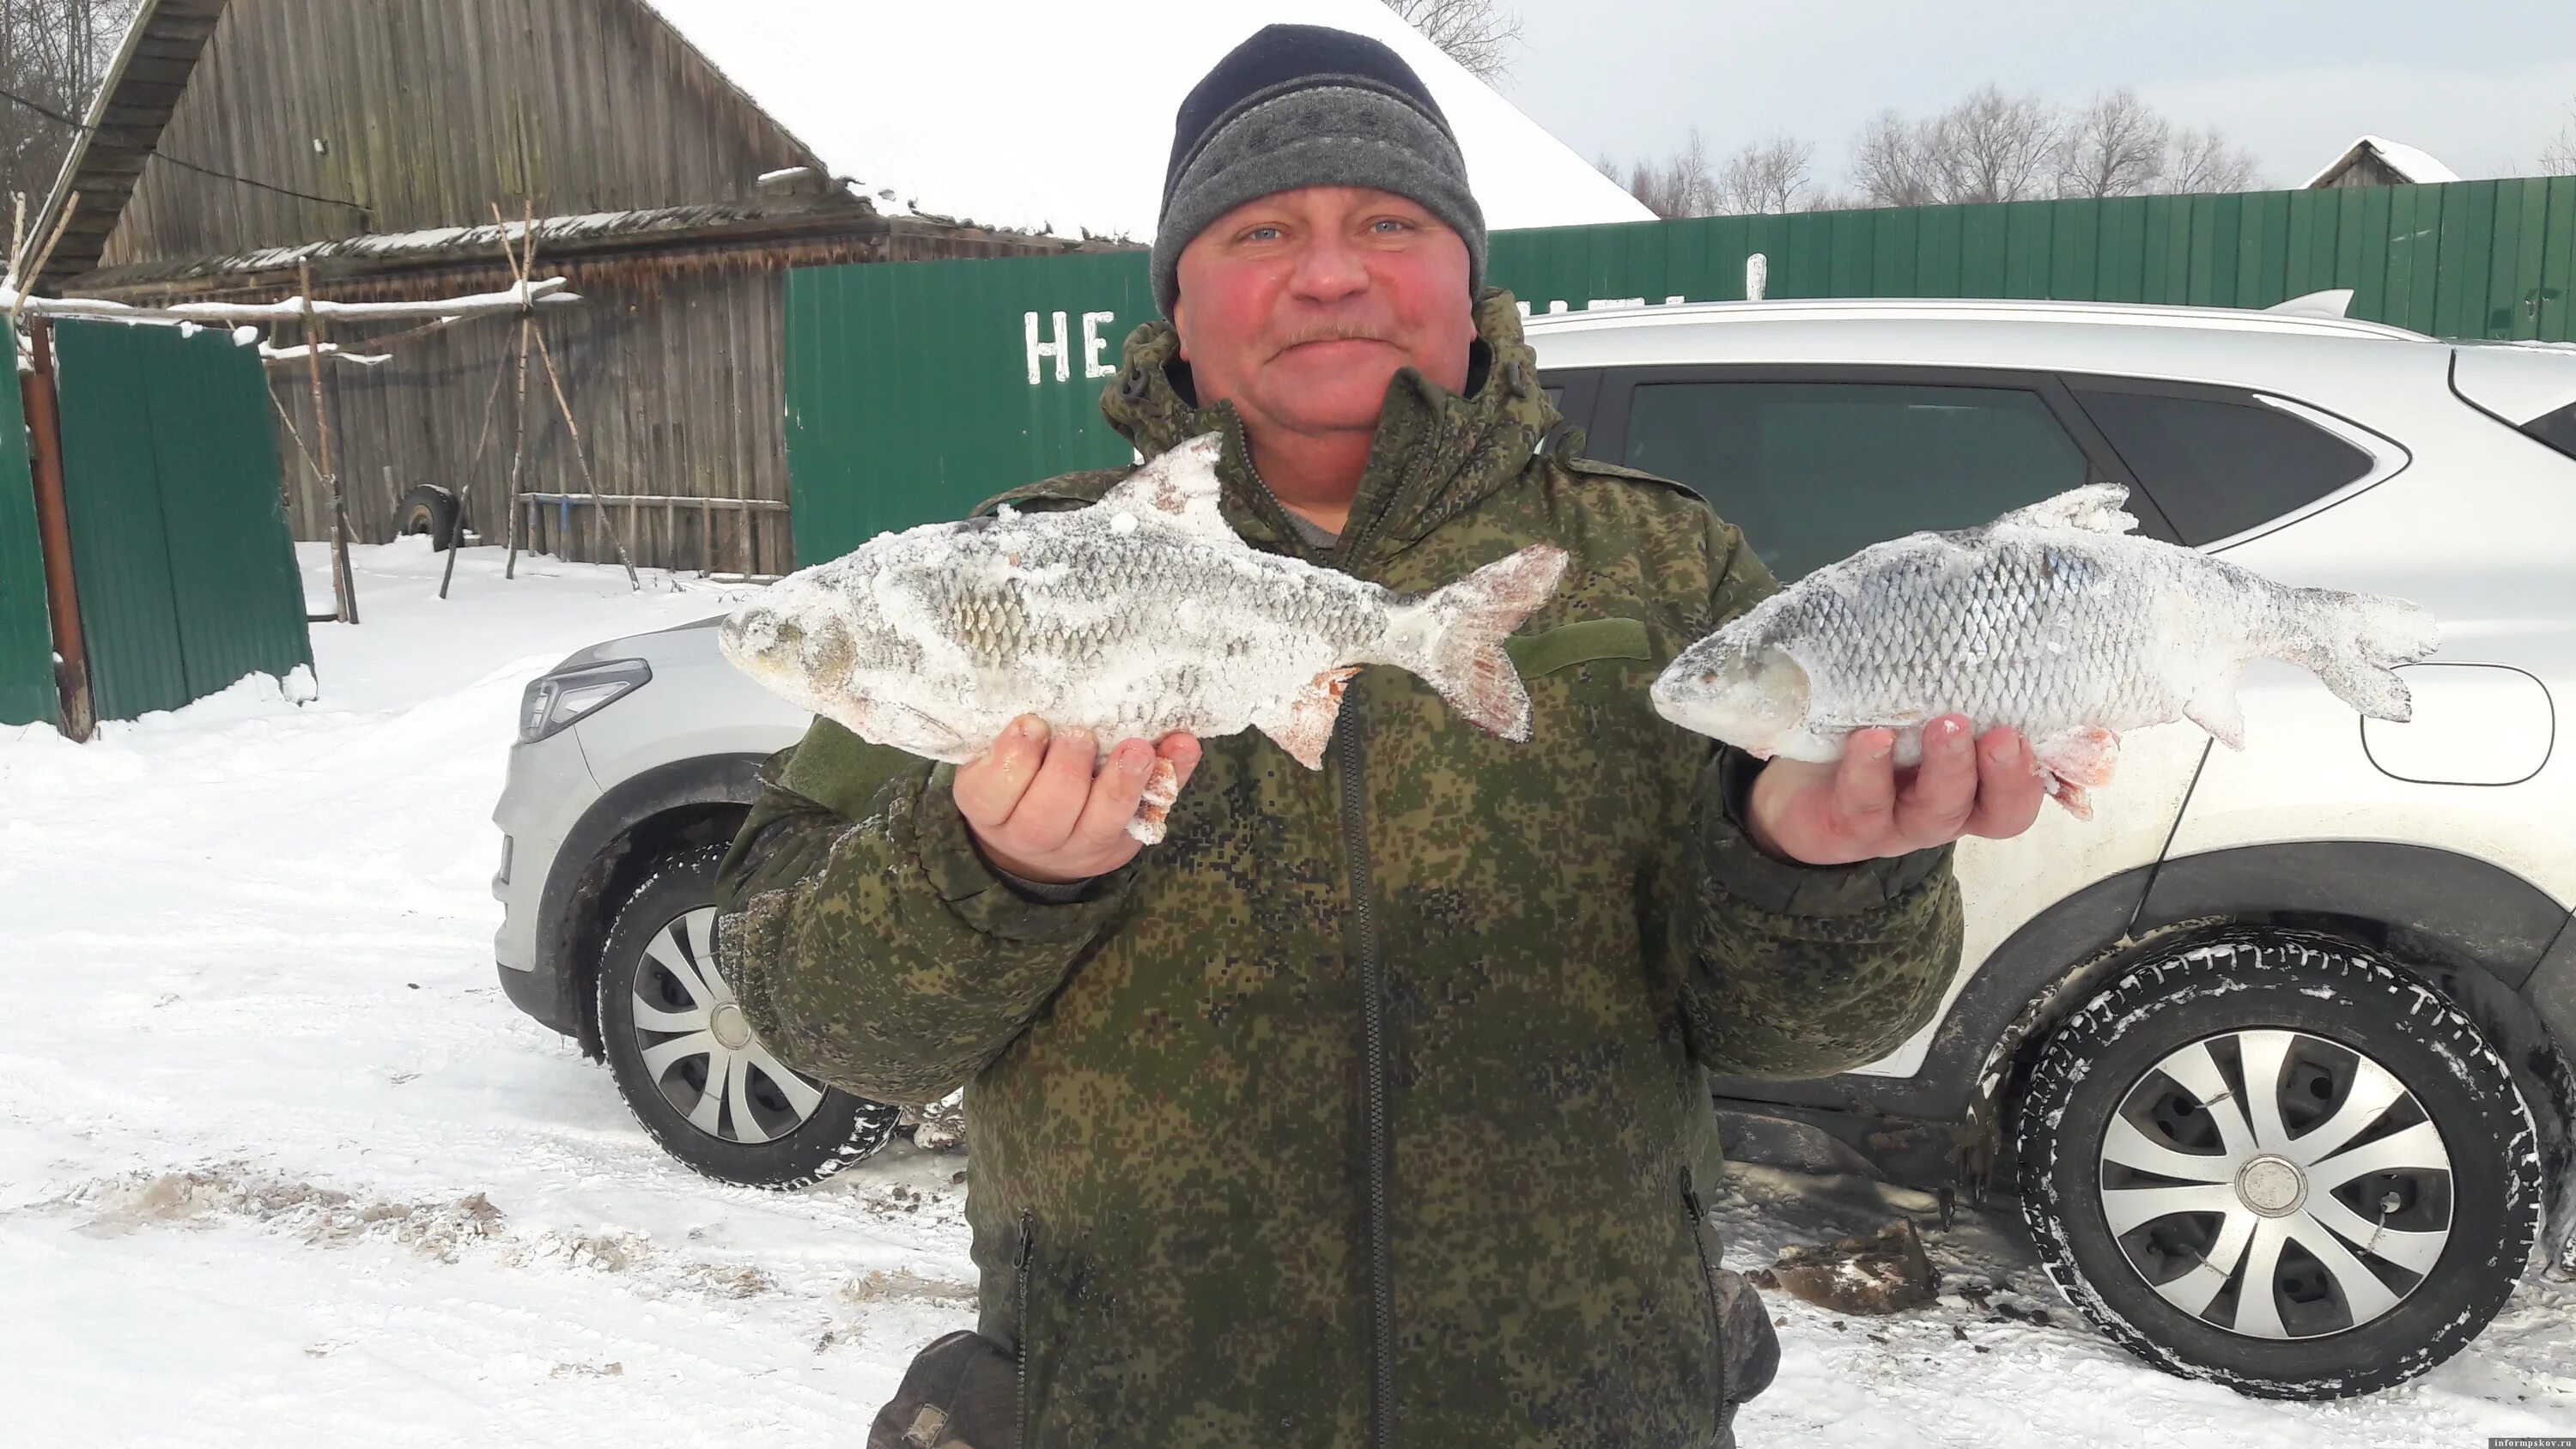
[2097,1028,2452,1340]
[627,906,827,1144]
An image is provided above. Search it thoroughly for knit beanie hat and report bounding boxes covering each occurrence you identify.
[1151,23,1487,318]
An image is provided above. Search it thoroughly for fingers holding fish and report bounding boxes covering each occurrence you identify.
[1826,726,1901,842]
[1959,725,2047,842]
[1891,715,1982,846]
[954,715,1060,835]
[1012,725,1104,849]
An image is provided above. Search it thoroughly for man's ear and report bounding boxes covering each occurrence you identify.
[1170,297,1190,361]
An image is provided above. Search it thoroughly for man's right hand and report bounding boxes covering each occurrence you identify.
[954,716,1203,885]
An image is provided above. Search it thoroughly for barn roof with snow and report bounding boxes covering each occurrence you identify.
[36,0,1645,291]
[2303,135,2464,191]
[635,0,1651,241]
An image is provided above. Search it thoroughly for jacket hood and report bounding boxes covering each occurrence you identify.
[1097,288,1558,573]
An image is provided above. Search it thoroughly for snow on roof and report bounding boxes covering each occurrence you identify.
[2303,135,2464,189]
[637,0,1652,240]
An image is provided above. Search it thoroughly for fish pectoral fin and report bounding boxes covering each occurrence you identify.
[1253,667,1362,770]
[2183,688,2248,750]
[2044,773,2098,822]
[2032,725,2123,790]
[1992,484,2139,535]
[1097,432,1234,538]
[1125,758,1182,845]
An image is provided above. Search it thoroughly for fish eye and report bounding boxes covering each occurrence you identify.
[1698,671,1719,685]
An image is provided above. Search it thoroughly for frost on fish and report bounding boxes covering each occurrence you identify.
[1649,483,2441,818]
[718,433,1568,841]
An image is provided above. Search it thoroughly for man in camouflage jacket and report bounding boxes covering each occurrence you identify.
[716,24,2043,1449]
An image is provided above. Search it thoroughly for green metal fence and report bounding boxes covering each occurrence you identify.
[53,318,313,723]
[0,373,52,728]
[785,176,2576,563]
[1488,177,2576,342]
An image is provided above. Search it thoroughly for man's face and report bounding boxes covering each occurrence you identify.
[1171,186,1476,441]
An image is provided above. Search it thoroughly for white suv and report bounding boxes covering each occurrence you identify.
[492,295,2576,1398]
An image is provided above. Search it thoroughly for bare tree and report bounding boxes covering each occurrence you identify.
[1850,108,1939,208]
[1610,128,1720,219]
[2543,100,2576,175]
[1922,84,2065,203]
[0,0,139,209]
[2166,124,2263,193]
[2057,88,2170,198]
[1715,136,1814,215]
[1382,0,1522,82]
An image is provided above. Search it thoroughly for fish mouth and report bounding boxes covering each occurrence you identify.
[718,606,801,666]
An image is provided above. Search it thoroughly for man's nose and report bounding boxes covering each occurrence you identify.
[1286,230,1370,302]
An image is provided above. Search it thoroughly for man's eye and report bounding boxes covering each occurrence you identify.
[1242,225,1284,242]
[1371,218,1412,234]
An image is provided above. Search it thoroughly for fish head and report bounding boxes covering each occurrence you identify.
[717,566,881,718]
[1649,635,1811,754]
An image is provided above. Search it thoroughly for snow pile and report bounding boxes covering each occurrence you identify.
[637,0,1651,239]
[0,541,2567,1443]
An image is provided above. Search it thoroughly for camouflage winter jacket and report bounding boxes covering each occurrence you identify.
[714,290,1965,1448]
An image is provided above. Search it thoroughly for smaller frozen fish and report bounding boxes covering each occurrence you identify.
[720,433,1568,842]
[1649,485,2440,817]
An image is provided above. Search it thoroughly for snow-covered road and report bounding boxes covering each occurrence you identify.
[1,541,2567,1446]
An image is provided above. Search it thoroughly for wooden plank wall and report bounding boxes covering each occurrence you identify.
[261,227,1079,575]
[270,258,798,575]
[100,0,808,266]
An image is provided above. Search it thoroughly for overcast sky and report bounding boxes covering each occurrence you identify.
[1498,0,2576,191]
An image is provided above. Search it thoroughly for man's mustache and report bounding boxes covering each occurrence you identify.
[1271,320,1394,353]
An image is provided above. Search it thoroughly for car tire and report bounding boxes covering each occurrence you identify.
[597,843,902,1190]
[393,483,462,550]
[2014,932,2543,1399]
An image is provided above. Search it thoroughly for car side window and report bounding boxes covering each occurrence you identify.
[2066,386,2373,547]
[1620,380,2093,580]
[2521,400,2576,463]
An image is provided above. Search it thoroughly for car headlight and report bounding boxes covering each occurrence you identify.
[519,658,652,743]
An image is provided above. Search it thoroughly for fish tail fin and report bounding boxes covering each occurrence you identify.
[2286,586,2442,722]
[1390,544,1569,742]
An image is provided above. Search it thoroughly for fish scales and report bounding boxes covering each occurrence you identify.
[1650,484,2439,818]
[720,433,1568,841]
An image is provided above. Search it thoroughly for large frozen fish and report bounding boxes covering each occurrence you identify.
[1649,485,2440,818]
[720,433,1568,841]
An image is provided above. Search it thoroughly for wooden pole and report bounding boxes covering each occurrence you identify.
[501,316,532,579]
[300,260,356,625]
[527,325,638,589]
[443,205,540,599]
[10,191,77,341]
[495,199,635,588]
[21,318,95,741]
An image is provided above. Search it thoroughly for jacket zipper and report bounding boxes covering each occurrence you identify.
[1681,1177,1728,1424]
[1016,1210,1036,1449]
[1238,409,1398,1446]
[1337,707,1396,1449]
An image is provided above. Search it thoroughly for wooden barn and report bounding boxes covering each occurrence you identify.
[33,0,1110,575]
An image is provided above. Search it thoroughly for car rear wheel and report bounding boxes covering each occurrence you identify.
[2014,933,2543,1398]
[598,843,902,1189]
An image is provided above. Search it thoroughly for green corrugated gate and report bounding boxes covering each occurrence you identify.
[786,176,2576,562]
[53,319,313,723]
[0,373,52,728]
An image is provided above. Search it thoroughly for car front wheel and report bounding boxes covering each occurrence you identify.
[2014,933,2543,1398]
[597,843,902,1189]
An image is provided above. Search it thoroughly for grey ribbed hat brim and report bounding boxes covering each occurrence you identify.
[1151,82,1487,318]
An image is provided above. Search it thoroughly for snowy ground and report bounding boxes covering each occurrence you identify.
[1,541,2567,1446]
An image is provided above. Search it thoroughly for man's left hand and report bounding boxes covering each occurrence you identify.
[1745,715,2047,867]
